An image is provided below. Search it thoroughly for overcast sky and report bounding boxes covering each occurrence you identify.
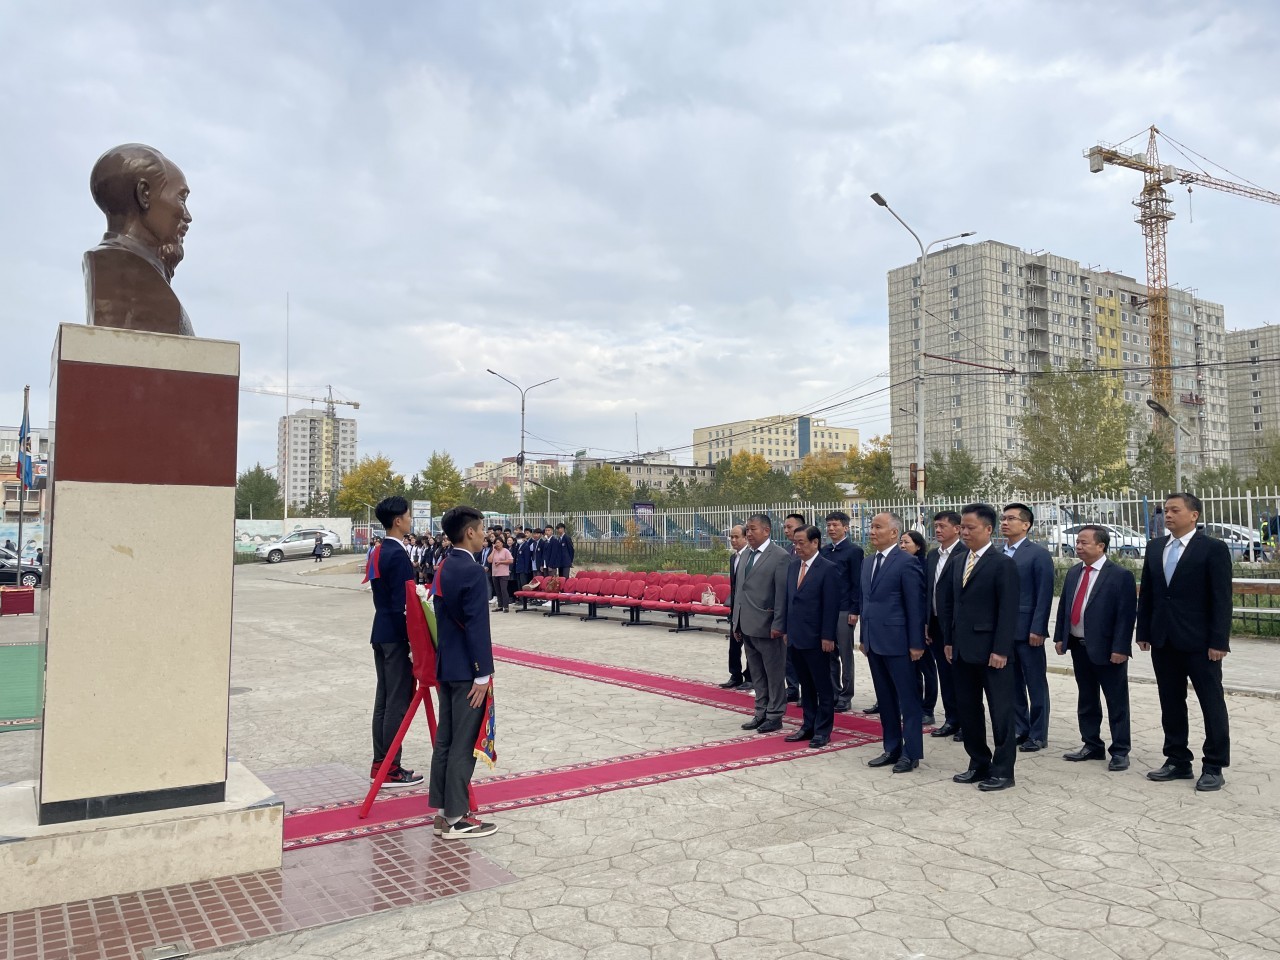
[3,1,1279,478]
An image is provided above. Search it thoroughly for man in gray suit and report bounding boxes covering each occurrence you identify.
[733,513,791,734]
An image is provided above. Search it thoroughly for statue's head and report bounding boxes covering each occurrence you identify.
[89,144,191,255]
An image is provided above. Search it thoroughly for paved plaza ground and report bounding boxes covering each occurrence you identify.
[3,557,1280,959]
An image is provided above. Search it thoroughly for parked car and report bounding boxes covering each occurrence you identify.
[0,556,41,588]
[1045,523,1146,559]
[1200,523,1271,561]
[254,529,341,564]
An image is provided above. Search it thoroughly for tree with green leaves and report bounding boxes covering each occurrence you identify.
[1194,463,1244,491]
[235,463,283,519]
[1013,362,1134,495]
[1253,433,1280,488]
[337,455,405,519]
[924,447,983,499]
[1130,430,1176,497]
[420,451,466,512]
[792,451,846,502]
[845,435,904,500]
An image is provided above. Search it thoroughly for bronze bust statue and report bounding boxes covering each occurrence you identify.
[84,143,194,336]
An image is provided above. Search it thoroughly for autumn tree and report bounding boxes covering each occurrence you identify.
[845,435,904,500]
[337,455,405,519]
[420,451,466,512]
[235,463,282,519]
[1013,362,1134,495]
[712,451,795,504]
[792,450,846,502]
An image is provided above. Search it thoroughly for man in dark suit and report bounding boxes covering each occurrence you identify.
[719,524,753,690]
[860,512,927,772]
[1000,503,1055,752]
[430,505,498,839]
[1054,525,1137,771]
[926,511,964,740]
[822,511,864,713]
[540,525,561,573]
[366,496,424,787]
[938,502,1021,791]
[733,513,791,733]
[783,525,841,748]
[780,513,807,701]
[555,523,574,577]
[1137,492,1233,792]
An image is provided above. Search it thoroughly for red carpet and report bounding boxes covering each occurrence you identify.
[492,644,891,737]
[283,731,877,850]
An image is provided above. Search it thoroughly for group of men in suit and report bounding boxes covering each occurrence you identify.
[723,493,1233,794]
[512,523,574,591]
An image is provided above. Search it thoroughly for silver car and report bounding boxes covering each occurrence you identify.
[255,529,342,564]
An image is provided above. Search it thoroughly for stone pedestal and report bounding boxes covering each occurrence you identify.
[0,324,283,912]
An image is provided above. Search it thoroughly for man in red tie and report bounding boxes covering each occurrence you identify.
[1053,525,1137,771]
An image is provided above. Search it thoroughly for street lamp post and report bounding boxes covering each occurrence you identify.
[487,370,559,527]
[1146,398,1191,492]
[871,192,974,522]
[359,500,375,550]
[529,480,558,519]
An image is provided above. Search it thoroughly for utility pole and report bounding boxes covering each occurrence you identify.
[487,370,558,526]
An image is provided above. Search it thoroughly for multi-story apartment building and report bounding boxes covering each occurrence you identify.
[464,457,562,491]
[277,409,358,507]
[0,424,49,522]
[574,451,715,492]
[887,240,1230,487]
[692,416,860,472]
[1226,324,1280,476]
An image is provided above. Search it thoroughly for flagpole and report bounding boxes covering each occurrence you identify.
[17,384,29,569]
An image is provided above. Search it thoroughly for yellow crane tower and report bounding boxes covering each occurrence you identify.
[1084,126,1280,430]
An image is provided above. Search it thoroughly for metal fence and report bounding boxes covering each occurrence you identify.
[537,487,1280,561]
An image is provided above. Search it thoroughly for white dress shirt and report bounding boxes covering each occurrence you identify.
[1068,556,1106,638]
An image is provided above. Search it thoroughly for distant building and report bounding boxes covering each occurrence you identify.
[464,457,561,491]
[886,239,1230,485]
[691,416,860,472]
[1226,324,1280,476]
[574,452,714,492]
[277,409,358,508]
[0,424,50,522]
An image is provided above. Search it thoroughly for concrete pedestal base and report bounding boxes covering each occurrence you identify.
[0,762,283,914]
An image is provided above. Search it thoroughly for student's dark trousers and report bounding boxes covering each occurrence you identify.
[372,642,414,769]
[727,635,752,684]
[953,658,1017,779]
[429,680,486,818]
[916,648,938,713]
[1151,646,1230,772]
[1068,641,1130,757]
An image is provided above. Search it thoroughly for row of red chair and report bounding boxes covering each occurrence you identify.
[513,571,731,631]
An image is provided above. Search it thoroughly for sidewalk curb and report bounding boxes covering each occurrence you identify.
[1045,663,1279,701]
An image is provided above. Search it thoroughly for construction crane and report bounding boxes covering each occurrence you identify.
[241,385,360,502]
[1084,126,1280,425]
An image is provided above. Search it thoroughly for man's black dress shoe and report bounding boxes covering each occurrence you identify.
[784,728,814,743]
[892,757,919,773]
[921,713,936,726]
[833,699,850,713]
[867,751,900,768]
[978,776,1015,792]
[1018,739,1044,753]
[1147,763,1194,782]
[808,735,830,749]
[1108,756,1130,772]
[756,719,783,734]
[736,681,754,691]
[863,703,880,715]
[952,769,987,784]
[741,717,765,730]
[1063,747,1105,762]
[785,692,800,703]
[1015,734,1028,746]
[952,731,964,742]
[932,722,959,738]
[719,678,743,689]
[1195,771,1225,792]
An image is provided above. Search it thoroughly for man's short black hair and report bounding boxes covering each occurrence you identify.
[556,523,566,530]
[1078,524,1110,549]
[375,496,409,530]
[1166,492,1203,515]
[785,513,806,526]
[441,505,484,543]
[1003,502,1034,525]
[961,502,997,530]
[747,513,772,531]
[544,525,553,532]
[933,510,962,526]
[800,524,822,544]
[825,511,850,525]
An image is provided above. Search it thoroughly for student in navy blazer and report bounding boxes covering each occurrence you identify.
[541,525,563,572]
[821,510,865,712]
[859,512,927,772]
[367,496,422,786]
[1053,525,1137,770]
[783,526,842,747]
[555,523,574,576]
[999,504,1055,751]
[430,505,498,837]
